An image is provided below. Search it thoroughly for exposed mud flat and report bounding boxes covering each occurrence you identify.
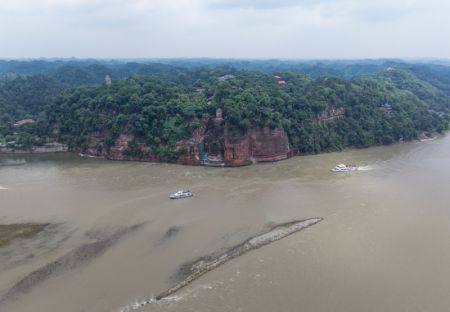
[162,226,182,241]
[119,218,322,312]
[0,224,49,248]
[0,223,73,274]
[1,223,144,305]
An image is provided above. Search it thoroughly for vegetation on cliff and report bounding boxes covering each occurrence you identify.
[0,60,449,159]
[47,77,209,153]
[0,76,64,147]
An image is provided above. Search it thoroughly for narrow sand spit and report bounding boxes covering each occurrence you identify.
[119,218,322,312]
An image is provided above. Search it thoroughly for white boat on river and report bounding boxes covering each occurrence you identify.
[331,164,359,172]
[169,190,193,199]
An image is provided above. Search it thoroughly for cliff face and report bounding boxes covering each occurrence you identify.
[84,133,160,162]
[223,127,290,166]
[224,131,253,166]
[251,127,290,162]
[318,107,345,122]
[82,116,291,166]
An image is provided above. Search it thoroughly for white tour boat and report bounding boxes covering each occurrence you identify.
[331,164,359,172]
[169,190,193,199]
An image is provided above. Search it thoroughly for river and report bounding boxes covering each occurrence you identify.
[1,135,450,312]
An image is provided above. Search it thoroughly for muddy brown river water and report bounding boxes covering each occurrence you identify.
[1,135,450,312]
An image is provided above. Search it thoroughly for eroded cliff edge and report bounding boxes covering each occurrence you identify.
[83,109,294,167]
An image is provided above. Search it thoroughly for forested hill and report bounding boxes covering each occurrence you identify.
[0,60,449,163]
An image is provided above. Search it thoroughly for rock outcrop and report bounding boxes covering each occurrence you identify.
[318,107,345,122]
[82,111,292,167]
[251,127,290,162]
[224,127,290,166]
[223,131,253,166]
[84,133,160,162]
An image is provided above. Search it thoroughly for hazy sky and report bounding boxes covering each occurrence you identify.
[0,0,449,59]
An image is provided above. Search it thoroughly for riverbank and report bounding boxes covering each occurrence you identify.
[0,133,443,168]
[84,132,446,168]
[0,143,68,154]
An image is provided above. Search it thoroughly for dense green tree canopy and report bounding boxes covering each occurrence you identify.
[0,60,449,156]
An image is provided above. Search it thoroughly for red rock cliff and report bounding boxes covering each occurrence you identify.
[85,133,160,162]
[83,120,291,166]
[251,127,290,162]
[224,127,290,166]
[224,131,253,166]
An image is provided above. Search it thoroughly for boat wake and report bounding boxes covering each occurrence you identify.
[78,153,105,159]
[119,298,157,312]
[356,165,373,171]
[118,295,186,312]
[419,136,437,142]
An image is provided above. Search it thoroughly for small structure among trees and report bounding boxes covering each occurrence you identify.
[13,119,35,127]
[105,75,112,87]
